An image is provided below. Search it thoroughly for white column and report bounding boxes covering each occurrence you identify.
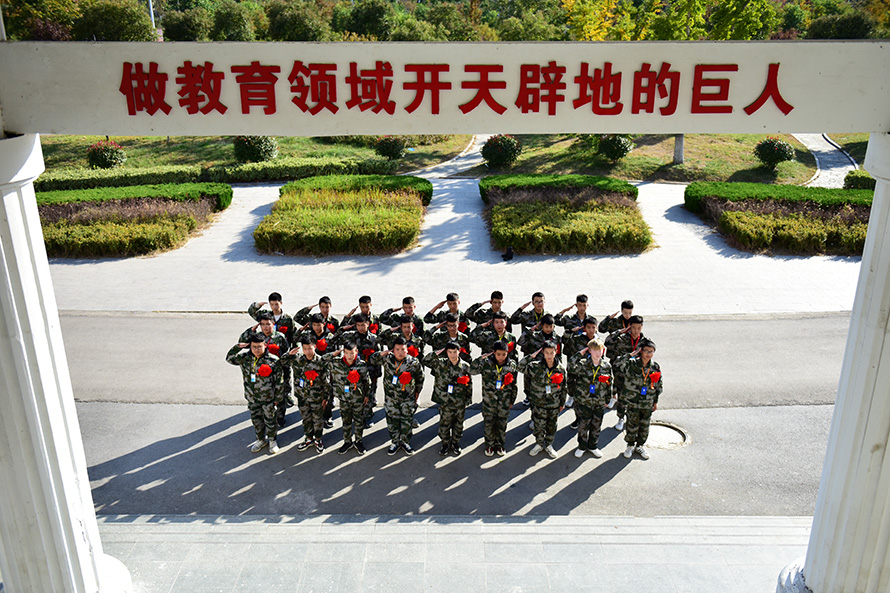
[778,131,890,593]
[0,134,132,593]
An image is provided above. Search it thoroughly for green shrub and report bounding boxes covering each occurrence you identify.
[719,211,866,255]
[754,137,795,169]
[597,134,634,162]
[87,140,127,169]
[71,0,155,41]
[206,156,396,183]
[280,174,433,205]
[479,174,638,204]
[162,7,212,41]
[684,182,873,214]
[266,0,332,40]
[844,169,876,190]
[34,165,204,191]
[375,136,407,160]
[211,0,256,40]
[233,136,279,163]
[37,183,233,211]
[43,215,197,258]
[482,134,523,168]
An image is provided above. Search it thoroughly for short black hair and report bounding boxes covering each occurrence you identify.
[542,340,558,350]
[402,296,415,305]
[310,313,325,324]
[446,292,459,302]
[268,292,282,302]
[629,315,643,325]
[541,314,555,326]
[257,311,274,322]
[444,313,458,323]
[493,311,508,320]
[621,299,634,310]
[342,340,357,351]
[355,313,369,324]
[299,335,314,345]
[492,341,508,352]
[582,317,597,326]
[576,294,588,303]
[359,295,372,304]
[319,296,331,305]
[640,338,656,351]
[532,291,545,300]
[399,314,413,325]
[491,290,503,300]
[393,336,407,346]
[247,332,265,344]
[444,341,460,351]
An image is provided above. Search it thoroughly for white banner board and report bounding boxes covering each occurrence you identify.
[0,41,888,136]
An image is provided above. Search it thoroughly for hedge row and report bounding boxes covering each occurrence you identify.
[34,157,396,191]
[844,170,876,190]
[719,211,866,256]
[43,216,198,258]
[684,181,873,213]
[280,175,434,206]
[479,174,638,204]
[36,183,233,210]
[490,202,651,254]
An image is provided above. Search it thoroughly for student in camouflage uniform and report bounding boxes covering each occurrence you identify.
[369,337,425,455]
[518,341,567,459]
[295,296,340,333]
[567,338,612,459]
[322,341,372,456]
[605,315,647,431]
[379,296,424,335]
[297,313,338,428]
[598,299,634,335]
[518,314,561,361]
[466,290,513,333]
[424,313,471,362]
[333,313,381,426]
[424,292,470,332]
[555,294,591,334]
[248,292,296,345]
[239,312,291,426]
[280,335,330,453]
[343,295,381,335]
[469,311,518,361]
[423,343,473,456]
[560,316,599,425]
[226,333,284,454]
[469,341,520,457]
[512,293,551,407]
[378,315,426,356]
[613,338,662,460]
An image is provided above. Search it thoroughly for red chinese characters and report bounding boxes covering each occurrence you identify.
[231,61,281,115]
[288,61,339,115]
[460,65,508,115]
[574,61,622,115]
[176,61,227,115]
[515,61,566,115]
[744,63,794,116]
[120,62,172,116]
[404,64,452,114]
[631,62,679,116]
[346,61,396,114]
[691,64,738,114]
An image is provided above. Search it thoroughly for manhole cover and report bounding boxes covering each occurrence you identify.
[646,422,689,450]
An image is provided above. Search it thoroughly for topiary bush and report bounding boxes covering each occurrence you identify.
[233,136,279,163]
[754,137,795,169]
[87,140,127,169]
[844,169,876,190]
[482,134,522,168]
[597,134,634,162]
[375,136,407,160]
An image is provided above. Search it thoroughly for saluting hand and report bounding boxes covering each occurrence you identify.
[237,342,249,349]
[435,347,445,355]
[346,305,358,317]
[480,319,493,327]
[521,301,531,310]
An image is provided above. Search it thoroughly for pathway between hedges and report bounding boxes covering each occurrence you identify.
[48,134,861,315]
[791,133,858,188]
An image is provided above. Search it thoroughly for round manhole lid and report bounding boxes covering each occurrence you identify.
[646,422,689,450]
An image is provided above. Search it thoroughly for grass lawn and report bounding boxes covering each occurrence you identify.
[827,133,869,166]
[40,135,472,173]
[462,134,816,184]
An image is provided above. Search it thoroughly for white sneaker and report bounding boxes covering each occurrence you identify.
[528,420,535,430]
[574,448,585,458]
[623,445,634,458]
[268,440,279,454]
[635,446,650,460]
[529,444,543,456]
[249,439,267,453]
[545,445,558,459]
[615,417,626,431]
[565,396,574,408]
[591,448,603,458]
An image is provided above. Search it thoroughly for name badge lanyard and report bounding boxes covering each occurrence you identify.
[641,365,651,395]
[394,360,405,390]
[590,361,602,394]
[496,363,504,390]
[546,369,555,394]
[251,356,260,382]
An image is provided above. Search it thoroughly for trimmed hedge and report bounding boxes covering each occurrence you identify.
[684,181,873,214]
[280,175,434,206]
[37,183,233,210]
[35,165,203,192]
[43,216,198,258]
[479,174,638,204]
[719,211,866,256]
[844,170,876,190]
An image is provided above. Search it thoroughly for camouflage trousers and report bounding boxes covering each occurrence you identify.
[482,394,512,448]
[437,403,467,445]
[612,375,627,419]
[574,400,605,450]
[625,405,653,446]
[248,399,278,441]
[364,376,379,422]
[531,405,559,447]
[298,397,325,441]
[384,396,415,445]
[339,394,366,443]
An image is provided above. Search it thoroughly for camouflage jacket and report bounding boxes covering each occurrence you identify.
[343,312,382,335]
[566,352,613,407]
[295,328,336,356]
[322,353,371,402]
[518,357,567,409]
[469,356,520,403]
[376,328,425,357]
[368,352,425,401]
[613,354,663,407]
[423,309,470,333]
[423,328,471,362]
[509,307,551,337]
[599,314,631,335]
[465,302,513,333]
[225,345,283,403]
[330,329,379,361]
[555,312,592,334]
[518,329,562,359]
[248,303,296,344]
[605,330,648,363]
[379,309,424,335]
[422,353,473,407]
[237,328,290,360]
[561,329,598,361]
[279,350,330,401]
[469,326,518,361]
[295,307,340,333]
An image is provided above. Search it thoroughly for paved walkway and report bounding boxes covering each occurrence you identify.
[792,133,858,188]
[98,514,809,593]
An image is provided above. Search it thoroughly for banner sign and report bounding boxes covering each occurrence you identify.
[0,41,888,136]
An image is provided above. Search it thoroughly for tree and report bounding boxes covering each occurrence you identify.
[710,0,779,40]
[266,0,332,40]
[497,11,564,40]
[346,0,396,39]
[210,0,255,40]
[807,10,876,38]
[426,3,479,40]
[387,12,442,41]
[649,0,709,40]
[162,7,212,40]
[71,0,156,41]
[2,0,80,40]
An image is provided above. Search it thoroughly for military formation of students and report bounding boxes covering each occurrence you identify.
[226,291,663,460]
